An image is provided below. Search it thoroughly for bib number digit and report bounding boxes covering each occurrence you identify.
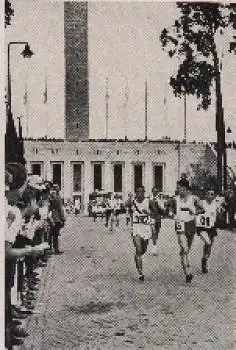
[175,220,185,232]
[196,214,206,228]
[196,214,214,228]
[205,216,211,228]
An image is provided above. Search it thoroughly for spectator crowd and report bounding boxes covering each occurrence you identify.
[5,163,65,349]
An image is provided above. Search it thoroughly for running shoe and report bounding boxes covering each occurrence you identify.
[139,275,144,281]
[186,273,193,284]
[201,258,208,274]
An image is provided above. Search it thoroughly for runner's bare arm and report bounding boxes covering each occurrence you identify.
[193,196,205,215]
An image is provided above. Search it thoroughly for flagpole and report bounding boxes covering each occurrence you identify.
[145,81,147,141]
[23,76,29,138]
[124,77,128,140]
[105,77,109,139]
[163,80,168,139]
[44,75,48,137]
[26,98,29,137]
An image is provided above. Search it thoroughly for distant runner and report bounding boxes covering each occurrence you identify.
[125,192,133,226]
[149,186,165,255]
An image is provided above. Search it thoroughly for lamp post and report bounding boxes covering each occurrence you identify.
[223,126,232,192]
[16,116,22,138]
[7,42,34,118]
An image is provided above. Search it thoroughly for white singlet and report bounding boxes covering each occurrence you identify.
[39,205,48,221]
[175,195,196,232]
[132,198,151,239]
[195,199,217,229]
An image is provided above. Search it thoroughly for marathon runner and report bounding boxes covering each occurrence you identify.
[172,179,203,284]
[195,189,222,274]
[104,194,114,231]
[113,194,124,228]
[149,186,165,255]
[105,193,124,231]
[128,186,151,281]
[125,192,133,226]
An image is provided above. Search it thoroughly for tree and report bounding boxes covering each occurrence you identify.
[5,0,14,27]
[5,112,25,165]
[190,164,217,196]
[160,2,236,194]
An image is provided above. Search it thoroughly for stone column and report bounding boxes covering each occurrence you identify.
[44,160,51,182]
[104,161,112,193]
[83,161,91,215]
[124,161,132,197]
[25,161,31,175]
[145,161,153,197]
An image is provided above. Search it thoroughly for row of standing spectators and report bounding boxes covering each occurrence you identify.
[5,163,65,349]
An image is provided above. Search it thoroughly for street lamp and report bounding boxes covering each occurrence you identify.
[7,41,34,117]
[223,126,232,192]
[17,116,23,138]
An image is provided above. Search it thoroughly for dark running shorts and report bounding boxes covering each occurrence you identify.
[133,236,149,255]
[175,220,196,236]
[197,227,217,238]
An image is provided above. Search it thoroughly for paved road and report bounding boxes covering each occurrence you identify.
[23,215,236,350]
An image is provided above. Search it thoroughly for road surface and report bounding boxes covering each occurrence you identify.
[23,215,236,350]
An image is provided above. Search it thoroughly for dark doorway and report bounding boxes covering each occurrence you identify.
[154,165,163,192]
[73,163,82,192]
[94,164,102,191]
[52,163,62,189]
[134,164,143,191]
[114,164,122,192]
[31,163,41,176]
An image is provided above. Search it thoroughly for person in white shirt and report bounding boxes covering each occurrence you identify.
[149,187,165,255]
[125,192,133,226]
[74,196,81,215]
[172,179,203,284]
[112,194,124,228]
[104,194,116,232]
[195,189,221,274]
[128,186,151,281]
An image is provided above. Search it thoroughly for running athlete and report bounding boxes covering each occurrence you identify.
[113,194,123,227]
[125,192,133,226]
[195,189,221,274]
[149,187,165,255]
[129,186,151,281]
[104,194,115,232]
[172,179,203,284]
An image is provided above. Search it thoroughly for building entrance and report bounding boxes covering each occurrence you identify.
[153,164,163,192]
[52,163,62,189]
[113,164,123,192]
[134,164,143,191]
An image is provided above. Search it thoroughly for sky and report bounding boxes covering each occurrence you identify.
[5,0,236,142]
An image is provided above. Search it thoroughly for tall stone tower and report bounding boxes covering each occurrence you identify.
[64,2,89,140]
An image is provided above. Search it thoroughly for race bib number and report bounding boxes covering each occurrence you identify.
[175,220,185,232]
[195,214,214,229]
[133,214,149,224]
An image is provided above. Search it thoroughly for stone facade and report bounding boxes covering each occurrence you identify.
[24,139,217,213]
[64,2,89,140]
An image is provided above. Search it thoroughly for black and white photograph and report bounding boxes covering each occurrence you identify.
[4,0,236,349]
